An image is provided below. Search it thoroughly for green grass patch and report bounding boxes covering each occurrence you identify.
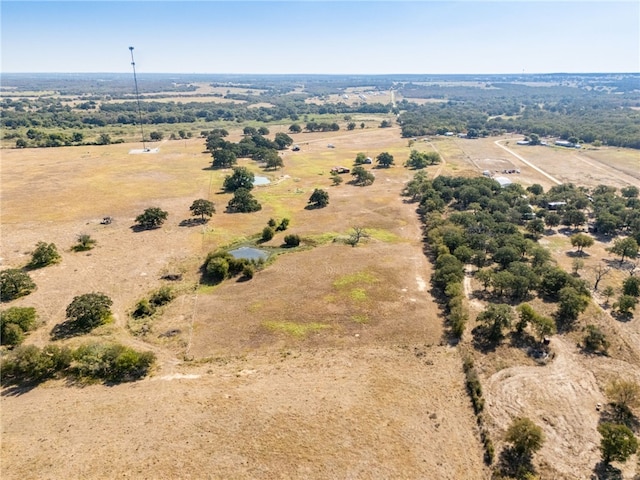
[351,314,369,324]
[349,288,367,301]
[262,321,330,337]
[333,270,378,288]
[367,228,400,243]
[306,232,342,245]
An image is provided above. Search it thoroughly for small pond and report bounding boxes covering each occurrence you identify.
[253,176,271,186]
[228,247,269,261]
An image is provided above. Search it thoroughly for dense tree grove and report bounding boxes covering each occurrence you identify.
[408,174,615,340]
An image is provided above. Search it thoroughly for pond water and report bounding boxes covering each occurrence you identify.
[253,176,271,186]
[228,247,269,261]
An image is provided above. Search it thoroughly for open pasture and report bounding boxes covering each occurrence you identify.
[2,124,639,479]
[1,124,490,479]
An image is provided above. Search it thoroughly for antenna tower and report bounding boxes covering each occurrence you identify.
[129,46,147,150]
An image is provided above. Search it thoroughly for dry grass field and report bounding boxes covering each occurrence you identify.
[1,128,639,479]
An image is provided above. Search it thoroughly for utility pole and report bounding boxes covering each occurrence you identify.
[129,46,147,151]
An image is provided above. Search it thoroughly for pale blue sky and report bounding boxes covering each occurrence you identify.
[2,1,639,74]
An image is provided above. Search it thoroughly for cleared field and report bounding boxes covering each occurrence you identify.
[1,125,489,479]
[2,127,639,479]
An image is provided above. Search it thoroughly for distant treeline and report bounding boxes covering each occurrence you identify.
[2,73,639,149]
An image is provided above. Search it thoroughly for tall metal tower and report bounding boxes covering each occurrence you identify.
[129,46,147,151]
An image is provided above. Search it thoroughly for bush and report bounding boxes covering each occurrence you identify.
[27,242,61,269]
[135,207,168,229]
[284,234,301,247]
[65,292,113,332]
[0,306,38,346]
[1,344,72,385]
[149,286,174,306]
[72,342,156,382]
[132,299,155,319]
[261,226,275,242]
[206,257,230,283]
[0,269,36,301]
[242,264,255,279]
[583,324,609,354]
[276,218,290,231]
[72,234,97,252]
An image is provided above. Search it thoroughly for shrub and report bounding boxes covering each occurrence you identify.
[132,299,155,319]
[27,242,61,269]
[65,292,113,332]
[242,264,255,279]
[1,344,72,385]
[261,226,275,242]
[284,234,301,247]
[149,286,174,307]
[72,342,156,382]
[583,324,609,354]
[0,306,38,346]
[206,257,230,283]
[0,269,36,301]
[276,218,290,231]
[135,207,168,229]
[72,234,97,252]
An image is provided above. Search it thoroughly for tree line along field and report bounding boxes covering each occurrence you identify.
[1,74,640,479]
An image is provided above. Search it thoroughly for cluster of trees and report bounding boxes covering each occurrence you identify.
[410,174,595,341]
[1,342,155,386]
[206,129,289,170]
[404,149,442,169]
[203,251,262,284]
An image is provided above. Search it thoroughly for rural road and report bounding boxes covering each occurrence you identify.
[494,140,562,185]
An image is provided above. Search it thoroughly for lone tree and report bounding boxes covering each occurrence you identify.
[72,234,97,252]
[608,237,639,265]
[598,423,638,465]
[570,233,594,255]
[351,166,375,186]
[226,188,262,213]
[308,188,329,208]
[223,166,255,192]
[347,226,370,247]
[135,207,168,230]
[65,292,113,332]
[504,417,545,469]
[0,269,36,302]
[376,152,394,168]
[606,378,640,422]
[190,199,215,222]
[592,263,611,291]
[27,242,61,269]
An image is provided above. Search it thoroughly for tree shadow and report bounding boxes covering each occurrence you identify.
[566,250,589,258]
[471,325,501,353]
[129,224,154,233]
[497,447,536,479]
[1,381,41,397]
[179,218,208,227]
[304,204,325,210]
[592,461,623,480]
[50,320,89,340]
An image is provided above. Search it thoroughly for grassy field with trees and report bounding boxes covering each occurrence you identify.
[1,73,639,480]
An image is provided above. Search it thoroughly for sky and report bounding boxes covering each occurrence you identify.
[1,1,639,75]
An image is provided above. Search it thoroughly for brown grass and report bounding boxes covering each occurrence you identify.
[2,129,639,479]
